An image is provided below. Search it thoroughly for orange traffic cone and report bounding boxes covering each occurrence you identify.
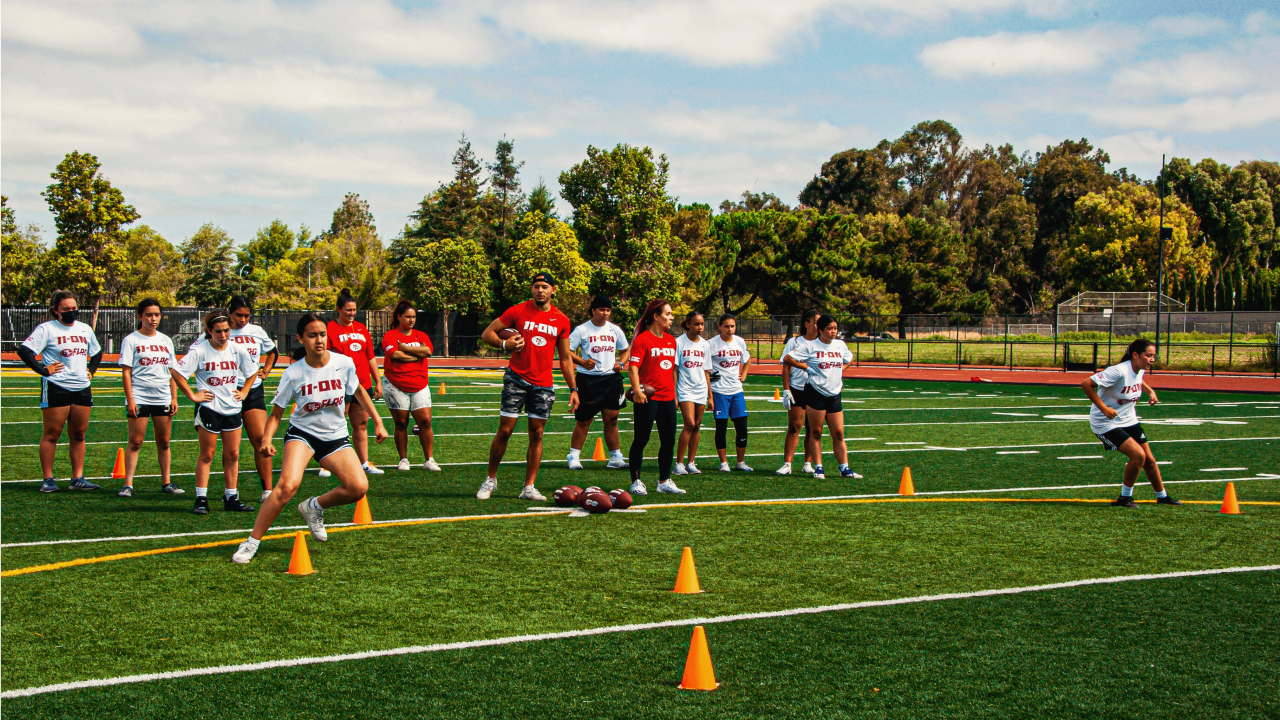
[673,546,704,594]
[286,531,316,575]
[677,626,719,690]
[1220,482,1241,515]
[773,388,780,401]
[353,495,373,525]
[440,381,447,395]
[592,437,608,462]
[111,448,126,479]
[898,467,915,496]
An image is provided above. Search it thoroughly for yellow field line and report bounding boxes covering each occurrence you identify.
[3,497,1275,578]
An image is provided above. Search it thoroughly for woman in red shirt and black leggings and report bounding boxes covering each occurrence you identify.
[627,299,686,497]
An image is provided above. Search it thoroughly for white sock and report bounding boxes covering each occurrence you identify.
[611,449,624,459]
[1155,489,1168,498]
[1120,485,1134,497]
[244,537,260,549]
[568,448,581,459]
[224,489,238,500]
[195,487,208,497]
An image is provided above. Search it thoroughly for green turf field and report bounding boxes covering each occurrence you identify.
[2,369,1277,718]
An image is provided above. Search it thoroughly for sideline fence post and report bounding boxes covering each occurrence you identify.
[1228,311,1235,369]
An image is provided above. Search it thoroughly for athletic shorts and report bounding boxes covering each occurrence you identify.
[285,425,353,461]
[384,382,432,412]
[195,405,243,433]
[345,383,373,404]
[803,386,843,414]
[788,384,808,410]
[574,371,626,421]
[500,368,556,420]
[41,380,92,409]
[240,384,267,413]
[676,386,709,405]
[1096,423,1148,451]
[129,404,173,418]
[712,391,748,420]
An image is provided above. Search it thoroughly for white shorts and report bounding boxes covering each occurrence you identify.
[676,387,709,404]
[384,382,432,412]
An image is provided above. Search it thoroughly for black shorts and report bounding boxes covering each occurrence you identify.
[195,405,243,433]
[285,425,352,461]
[803,385,843,414]
[500,368,556,420]
[41,381,92,409]
[789,384,809,410]
[240,384,267,413]
[1097,423,1148,451]
[129,404,173,418]
[574,372,627,421]
[345,383,372,404]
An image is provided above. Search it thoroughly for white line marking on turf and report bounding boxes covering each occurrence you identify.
[1058,455,1102,460]
[1200,467,1247,472]
[4,565,1275,699]
[885,442,926,445]
[997,451,1040,455]
[992,412,1038,416]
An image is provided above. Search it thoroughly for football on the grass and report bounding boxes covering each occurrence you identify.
[625,384,658,401]
[583,485,602,494]
[553,485,583,507]
[580,490,613,514]
[608,489,633,509]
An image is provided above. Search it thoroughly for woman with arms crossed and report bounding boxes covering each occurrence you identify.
[777,309,820,476]
[326,289,385,477]
[673,311,711,477]
[782,315,863,480]
[118,298,183,497]
[379,301,439,472]
[627,299,686,496]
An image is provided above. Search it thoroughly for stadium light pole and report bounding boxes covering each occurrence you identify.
[1156,154,1167,364]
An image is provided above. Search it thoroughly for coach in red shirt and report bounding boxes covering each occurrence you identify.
[327,289,384,476]
[475,272,579,501]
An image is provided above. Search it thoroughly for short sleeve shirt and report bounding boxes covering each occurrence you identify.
[628,330,678,402]
[568,320,629,376]
[274,353,361,441]
[191,323,276,389]
[707,335,751,396]
[782,335,814,391]
[22,320,101,391]
[328,320,375,389]
[786,338,853,397]
[380,329,432,393]
[119,330,176,406]
[675,334,710,401]
[1089,361,1144,434]
[499,300,571,388]
[176,341,258,416]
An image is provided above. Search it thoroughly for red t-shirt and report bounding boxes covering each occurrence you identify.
[628,330,677,402]
[499,300,571,388]
[327,320,375,389]
[380,329,432,393]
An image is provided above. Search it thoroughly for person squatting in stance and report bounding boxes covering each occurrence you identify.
[380,300,440,472]
[478,272,579,501]
[627,299,685,495]
[233,314,389,564]
[674,311,712,476]
[1081,338,1182,508]
[18,290,104,492]
[171,310,258,514]
[777,309,821,476]
[707,314,753,472]
[782,314,862,480]
[118,299,183,497]
[327,288,386,477]
[566,295,630,470]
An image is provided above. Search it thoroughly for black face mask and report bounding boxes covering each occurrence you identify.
[58,310,80,325]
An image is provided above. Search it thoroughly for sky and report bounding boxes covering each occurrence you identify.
[2,0,1278,245]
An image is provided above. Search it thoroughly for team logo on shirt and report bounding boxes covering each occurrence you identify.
[531,336,548,347]
[683,360,702,369]
[660,359,673,370]
[348,342,363,352]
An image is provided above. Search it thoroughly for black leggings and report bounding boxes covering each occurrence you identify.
[630,399,677,482]
[715,417,748,450]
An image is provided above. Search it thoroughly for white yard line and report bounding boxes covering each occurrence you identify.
[1058,455,1102,460]
[1199,467,1247,472]
[996,451,1040,455]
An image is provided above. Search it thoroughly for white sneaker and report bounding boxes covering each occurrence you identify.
[630,480,648,495]
[231,541,258,564]
[686,462,701,475]
[719,462,732,473]
[812,465,826,480]
[317,468,331,478]
[297,497,327,542]
[423,458,441,472]
[776,462,792,476]
[363,463,385,475]
[673,462,688,476]
[657,479,686,494]
[606,455,629,470]
[260,489,272,502]
[397,458,411,471]
[736,462,754,472]
[567,454,584,470]
[519,485,547,502]
[476,477,497,500]
[801,462,815,474]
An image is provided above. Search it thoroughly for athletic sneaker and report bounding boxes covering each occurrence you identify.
[840,467,863,479]
[297,497,328,542]
[519,485,547,502]
[673,463,688,476]
[1156,496,1183,506]
[630,480,648,496]
[735,462,754,472]
[162,483,185,495]
[686,462,701,475]
[801,462,815,474]
[1111,496,1139,508]
[423,458,441,472]
[192,496,210,515]
[657,479,686,494]
[812,465,826,480]
[224,495,254,512]
[231,541,258,564]
[566,454,584,470]
[118,485,134,498]
[719,462,732,473]
[364,463,385,475]
[40,478,60,493]
[606,455,630,470]
[776,463,792,476]
[68,477,100,490]
[397,458,412,471]
[317,468,331,478]
[476,477,497,500]
[261,490,272,502]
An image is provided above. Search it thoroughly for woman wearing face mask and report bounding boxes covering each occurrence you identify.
[117,298,183,497]
[18,291,104,493]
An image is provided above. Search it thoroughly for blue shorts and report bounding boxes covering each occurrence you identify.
[712,391,748,420]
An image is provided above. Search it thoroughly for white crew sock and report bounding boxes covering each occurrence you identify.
[610,449,625,459]
[195,487,208,497]
[1155,489,1168,498]
[1120,484,1134,497]
[224,488,238,500]
[568,448,581,459]
[244,537,260,550]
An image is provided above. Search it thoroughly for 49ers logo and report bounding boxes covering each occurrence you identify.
[531,336,548,347]
[60,348,88,357]
[302,397,343,413]
[660,359,673,370]
[135,356,171,367]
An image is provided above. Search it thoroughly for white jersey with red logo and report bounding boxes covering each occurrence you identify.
[675,334,711,403]
[22,320,102,391]
[176,341,258,416]
[1089,361,1145,434]
[784,338,853,397]
[568,320,629,376]
[191,323,275,389]
[707,335,751,396]
[119,330,177,406]
[273,352,360,441]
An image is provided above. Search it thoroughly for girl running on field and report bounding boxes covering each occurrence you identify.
[118,298,183,497]
[627,299,685,495]
[18,290,104,493]
[379,300,439,472]
[233,314,389,564]
[707,314,753,472]
[674,311,711,476]
[171,311,258,515]
[327,289,385,477]
[782,314,863,480]
[1081,338,1181,508]
[777,309,820,476]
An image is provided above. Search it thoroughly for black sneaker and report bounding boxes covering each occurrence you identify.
[117,485,134,498]
[192,496,210,515]
[68,477,100,490]
[223,495,255,512]
[1156,496,1183,506]
[162,483,185,495]
[40,478,61,493]
[1111,496,1139,508]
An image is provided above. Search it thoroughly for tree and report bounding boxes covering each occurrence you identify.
[178,224,252,307]
[40,151,139,328]
[237,220,295,280]
[956,144,1038,312]
[327,192,377,238]
[521,180,559,234]
[719,191,791,214]
[499,216,592,318]
[404,135,486,245]
[1,196,47,306]
[400,237,491,356]
[255,245,334,310]
[313,226,397,310]
[114,225,184,305]
[486,138,525,246]
[798,141,900,215]
[889,119,968,217]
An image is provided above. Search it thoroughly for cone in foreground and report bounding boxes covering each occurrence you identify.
[678,626,719,690]
[287,531,316,575]
[1220,482,1241,515]
[440,381,447,395]
[673,546,704,594]
[353,495,373,525]
[592,437,608,462]
[111,448,126,479]
[898,467,915,496]
[773,388,780,400]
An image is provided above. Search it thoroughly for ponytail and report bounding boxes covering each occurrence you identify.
[293,313,326,360]
[634,299,672,338]
[336,288,356,310]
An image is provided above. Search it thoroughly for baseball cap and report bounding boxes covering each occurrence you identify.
[531,272,556,287]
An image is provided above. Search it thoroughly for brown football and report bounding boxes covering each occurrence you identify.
[496,327,522,350]
[608,489,633,510]
[553,485,583,507]
[580,490,613,514]
[625,384,658,402]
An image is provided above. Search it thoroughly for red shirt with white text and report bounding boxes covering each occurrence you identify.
[499,300,571,388]
[628,330,677,402]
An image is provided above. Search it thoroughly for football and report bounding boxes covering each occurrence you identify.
[625,384,658,402]
[579,490,613,514]
[608,489,633,509]
[553,485,583,507]
[496,327,522,349]
[583,486,602,494]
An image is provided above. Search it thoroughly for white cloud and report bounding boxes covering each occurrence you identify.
[1146,14,1231,39]
[1091,90,1280,133]
[1244,10,1280,36]
[1,1,144,57]
[646,103,874,151]
[919,25,1132,78]
[1096,131,1177,165]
